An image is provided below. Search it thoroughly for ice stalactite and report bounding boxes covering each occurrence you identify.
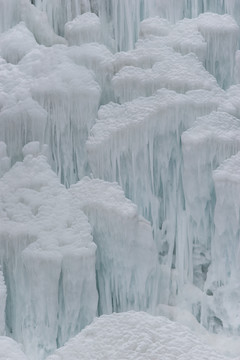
[0,270,6,336]
[182,112,240,303]
[0,144,98,360]
[0,45,102,186]
[0,142,10,178]
[112,50,219,104]
[64,12,101,46]
[70,177,159,315]
[87,89,224,306]
[0,98,47,165]
[202,152,240,334]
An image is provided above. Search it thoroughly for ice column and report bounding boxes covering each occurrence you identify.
[0,98,47,165]
[0,142,10,178]
[182,111,240,293]
[0,146,98,360]
[202,152,240,334]
[0,271,6,335]
[70,177,158,315]
[28,53,101,186]
[87,89,224,305]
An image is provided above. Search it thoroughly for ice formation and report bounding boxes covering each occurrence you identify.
[203,152,240,334]
[0,271,6,336]
[0,146,97,359]
[182,111,240,294]
[65,12,101,46]
[1,0,240,359]
[46,311,230,360]
[70,177,159,315]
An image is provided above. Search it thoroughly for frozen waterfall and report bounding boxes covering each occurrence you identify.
[1,0,240,359]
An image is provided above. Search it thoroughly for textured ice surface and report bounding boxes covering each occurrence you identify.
[0,98,47,165]
[0,147,97,359]
[0,337,29,360]
[46,312,229,360]
[0,142,10,178]
[87,89,224,307]
[0,22,37,64]
[10,45,102,185]
[139,13,239,88]
[65,12,101,46]
[202,151,240,335]
[0,0,65,46]
[70,177,158,315]
[0,271,6,336]
[182,111,240,295]
[113,52,219,103]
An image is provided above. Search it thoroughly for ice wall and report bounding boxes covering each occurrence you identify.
[0,145,97,359]
[0,271,6,336]
[70,177,159,315]
[202,152,240,334]
[182,111,240,297]
[0,142,10,178]
[87,89,224,306]
[31,0,240,52]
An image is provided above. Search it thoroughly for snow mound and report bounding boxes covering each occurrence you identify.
[65,13,101,45]
[0,337,28,360]
[0,22,37,64]
[46,311,229,360]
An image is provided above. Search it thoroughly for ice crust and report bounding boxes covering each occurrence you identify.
[70,177,159,315]
[46,312,229,360]
[0,147,98,359]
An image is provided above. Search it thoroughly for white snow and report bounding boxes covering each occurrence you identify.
[0,22,37,64]
[46,311,231,360]
[0,337,29,360]
[112,52,219,103]
[65,13,101,46]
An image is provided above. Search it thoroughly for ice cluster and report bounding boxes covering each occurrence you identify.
[1,0,240,359]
